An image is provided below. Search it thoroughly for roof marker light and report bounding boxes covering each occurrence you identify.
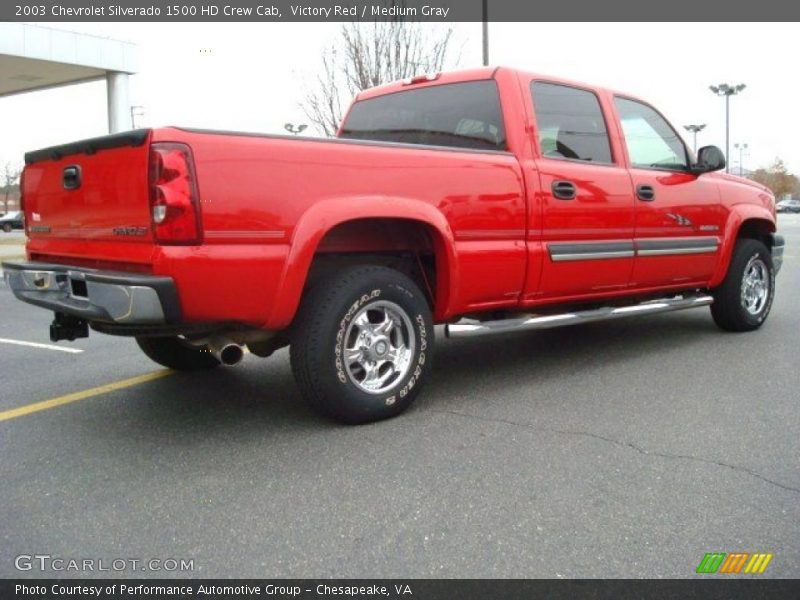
[402,73,441,85]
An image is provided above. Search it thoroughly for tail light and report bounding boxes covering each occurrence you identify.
[148,143,202,244]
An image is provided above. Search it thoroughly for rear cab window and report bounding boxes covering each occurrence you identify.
[340,80,507,152]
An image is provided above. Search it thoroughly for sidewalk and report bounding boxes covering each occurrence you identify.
[0,235,26,267]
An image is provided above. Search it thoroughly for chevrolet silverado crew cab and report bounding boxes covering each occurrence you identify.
[3,67,784,423]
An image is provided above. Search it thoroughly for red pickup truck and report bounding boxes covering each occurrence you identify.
[3,67,784,423]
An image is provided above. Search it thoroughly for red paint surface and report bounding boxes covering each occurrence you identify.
[21,67,776,329]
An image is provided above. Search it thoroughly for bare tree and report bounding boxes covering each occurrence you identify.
[750,158,798,200]
[2,162,23,214]
[302,19,456,136]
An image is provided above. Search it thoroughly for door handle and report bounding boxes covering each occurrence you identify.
[552,180,577,200]
[62,165,81,190]
[636,184,656,201]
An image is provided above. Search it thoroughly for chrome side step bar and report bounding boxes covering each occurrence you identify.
[445,294,714,338]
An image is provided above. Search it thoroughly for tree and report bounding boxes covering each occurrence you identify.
[2,162,22,213]
[302,19,455,136]
[750,158,798,199]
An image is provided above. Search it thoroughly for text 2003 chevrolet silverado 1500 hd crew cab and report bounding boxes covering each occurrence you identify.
[3,67,785,423]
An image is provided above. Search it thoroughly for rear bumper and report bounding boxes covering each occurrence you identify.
[771,234,785,274]
[2,260,180,324]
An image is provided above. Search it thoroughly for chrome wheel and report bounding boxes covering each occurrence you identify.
[343,300,415,395]
[740,256,769,316]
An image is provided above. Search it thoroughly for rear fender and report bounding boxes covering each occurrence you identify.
[266,196,458,329]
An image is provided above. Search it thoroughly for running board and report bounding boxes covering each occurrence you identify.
[445,294,714,338]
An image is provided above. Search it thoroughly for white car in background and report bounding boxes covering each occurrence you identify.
[0,211,24,232]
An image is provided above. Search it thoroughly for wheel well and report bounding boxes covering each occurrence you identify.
[305,218,441,309]
[737,218,776,248]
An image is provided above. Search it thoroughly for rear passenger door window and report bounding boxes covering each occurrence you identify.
[531,82,613,164]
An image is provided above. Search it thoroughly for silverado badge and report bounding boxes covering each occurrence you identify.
[112,226,149,237]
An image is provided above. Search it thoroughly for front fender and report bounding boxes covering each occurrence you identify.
[265,196,458,329]
[709,204,776,288]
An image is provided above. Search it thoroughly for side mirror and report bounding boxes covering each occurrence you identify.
[691,145,726,175]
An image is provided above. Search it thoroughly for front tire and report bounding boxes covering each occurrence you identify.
[290,265,433,424]
[711,238,775,332]
[136,336,220,370]
[2,223,11,233]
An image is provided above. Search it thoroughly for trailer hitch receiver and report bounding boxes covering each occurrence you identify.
[50,312,89,342]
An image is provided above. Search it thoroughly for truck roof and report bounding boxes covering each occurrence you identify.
[355,66,622,102]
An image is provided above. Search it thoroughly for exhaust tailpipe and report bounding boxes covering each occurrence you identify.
[208,337,244,366]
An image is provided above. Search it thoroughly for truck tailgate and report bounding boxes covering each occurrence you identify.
[23,130,153,250]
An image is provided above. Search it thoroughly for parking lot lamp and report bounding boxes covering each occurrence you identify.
[284,123,308,136]
[683,124,706,153]
[734,142,749,175]
[709,83,746,173]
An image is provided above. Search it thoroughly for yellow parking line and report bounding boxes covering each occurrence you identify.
[0,370,173,423]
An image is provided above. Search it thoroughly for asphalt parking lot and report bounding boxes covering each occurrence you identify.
[1,217,798,579]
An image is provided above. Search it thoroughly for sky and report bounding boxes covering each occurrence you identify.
[1,22,799,174]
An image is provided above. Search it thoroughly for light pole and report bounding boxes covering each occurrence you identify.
[683,124,706,153]
[284,123,307,136]
[482,0,489,66]
[734,142,749,176]
[130,105,145,129]
[709,83,746,173]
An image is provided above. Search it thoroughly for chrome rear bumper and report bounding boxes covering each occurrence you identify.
[2,261,180,325]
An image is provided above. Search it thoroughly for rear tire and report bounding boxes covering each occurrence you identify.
[711,238,775,332]
[136,336,220,370]
[2,224,11,232]
[290,265,433,424]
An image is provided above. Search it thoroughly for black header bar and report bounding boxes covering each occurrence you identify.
[3,579,800,600]
[3,0,800,22]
